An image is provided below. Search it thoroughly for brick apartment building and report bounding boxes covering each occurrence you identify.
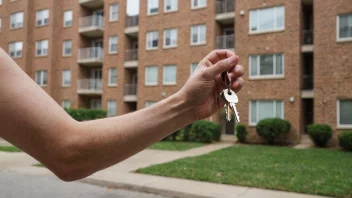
[0,0,351,145]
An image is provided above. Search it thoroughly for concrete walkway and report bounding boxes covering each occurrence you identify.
[0,142,330,198]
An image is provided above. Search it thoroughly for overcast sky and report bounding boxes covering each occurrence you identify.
[127,0,140,16]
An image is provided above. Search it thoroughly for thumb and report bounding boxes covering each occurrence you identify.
[206,55,239,79]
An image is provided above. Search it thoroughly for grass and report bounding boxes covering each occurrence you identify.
[149,141,205,151]
[138,145,352,198]
[0,146,21,152]
[32,164,45,168]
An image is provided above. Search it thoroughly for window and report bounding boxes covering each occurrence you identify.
[62,40,72,56]
[163,28,177,48]
[192,0,206,9]
[145,66,158,86]
[35,40,49,56]
[109,4,118,21]
[145,101,157,108]
[36,9,49,27]
[90,99,102,109]
[165,0,178,12]
[148,0,159,15]
[108,68,117,86]
[63,10,73,27]
[0,0,2,5]
[0,18,2,32]
[249,54,284,79]
[107,100,117,117]
[163,65,177,85]
[62,70,71,87]
[249,6,284,33]
[35,70,48,87]
[62,100,71,109]
[10,12,24,29]
[337,14,352,41]
[250,100,284,125]
[146,31,158,49]
[9,41,23,58]
[190,63,198,75]
[109,36,118,54]
[337,100,352,128]
[191,25,206,45]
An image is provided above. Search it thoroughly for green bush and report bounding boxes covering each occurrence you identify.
[189,120,221,143]
[307,124,332,147]
[339,131,352,151]
[236,124,247,143]
[65,108,106,121]
[256,118,291,145]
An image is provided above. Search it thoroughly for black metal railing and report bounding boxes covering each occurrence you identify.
[302,75,314,90]
[125,15,139,28]
[216,0,235,14]
[216,34,235,49]
[302,29,313,45]
[125,49,138,61]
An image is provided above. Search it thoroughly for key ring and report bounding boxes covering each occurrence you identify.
[221,72,232,95]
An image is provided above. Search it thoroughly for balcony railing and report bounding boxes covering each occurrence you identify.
[302,30,313,45]
[124,84,137,96]
[216,34,235,49]
[126,15,139,27]
[78,47,103,62]
[125,49,138,61]
[79,15,104,30]
[302,75,314,90]
[216,0,235,14]
[78,79,103,93]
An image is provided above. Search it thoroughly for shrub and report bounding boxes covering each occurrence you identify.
[339,131,352,151]
[189,120,221,143]
[307,124,332,147]
[236,124,247,143]
[256,118,291,145]
[65,108,106,121]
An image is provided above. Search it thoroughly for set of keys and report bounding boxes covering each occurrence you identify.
[220,71,240,123]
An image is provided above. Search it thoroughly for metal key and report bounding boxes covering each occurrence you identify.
[220,71,240,123]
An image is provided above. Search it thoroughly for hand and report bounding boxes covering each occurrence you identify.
[178,50,244,121]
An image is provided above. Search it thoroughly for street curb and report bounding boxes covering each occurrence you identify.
[80,178,212,198]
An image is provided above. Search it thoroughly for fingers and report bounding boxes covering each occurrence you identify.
[203,49,236,64]
[228,65,245,80]
[232,77,244,93]
[205,55,239,79]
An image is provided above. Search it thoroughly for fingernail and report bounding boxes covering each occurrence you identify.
[227,56,238,64]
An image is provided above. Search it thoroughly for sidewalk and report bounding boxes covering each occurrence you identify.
[0,142,330,198]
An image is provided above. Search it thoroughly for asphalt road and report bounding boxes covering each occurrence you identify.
[0,172,168,198]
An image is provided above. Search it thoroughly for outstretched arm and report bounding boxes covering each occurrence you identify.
[0,48,244,181]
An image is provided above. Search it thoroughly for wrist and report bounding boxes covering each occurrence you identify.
[167,92,197,125]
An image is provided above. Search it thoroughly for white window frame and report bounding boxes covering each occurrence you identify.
[109,36,118,54]
[9,41,23,58]
[63,10,73,27]
[61,100,71,109]
[35,70,48,87]
[62,40,72,56]
[147,0,159,15]
[249,100,284,126]
[249,6,285,34]
[145,66,158,86]
[107,100,117,117]
[62,70,71,87]
[337,100,352,129]
[109,4,118,22]
[108,68,117,86]
[191,0,207,9]
[336,14,352,42]
[35,40,49,56]
[249,54,285,80]
[163,28,178,48]
[164,0,178,13]
[191,24,206,46]
[10,12,24,29]
[163,65,177,85]
[146,31,159,50]
[36,9,49,27]
[145,101,157,108]
[190,63,198,75]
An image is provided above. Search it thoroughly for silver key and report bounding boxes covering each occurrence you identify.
[221,89,240,122]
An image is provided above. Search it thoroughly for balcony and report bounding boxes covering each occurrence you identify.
[301,75,314,98]
[77,79,103,95]
[124,49,138,68]
[216,0,235,24]
[79,15,104,38]
[124,15,139,37]
[79,0,104,9]
[78,47,103,67]
[124,84,137,102]
[216,34,235,50]
[302,29,314,52]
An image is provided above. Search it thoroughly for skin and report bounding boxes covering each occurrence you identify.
[0,48,244,181]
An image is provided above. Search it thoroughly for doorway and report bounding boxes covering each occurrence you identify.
[302,99,314,133]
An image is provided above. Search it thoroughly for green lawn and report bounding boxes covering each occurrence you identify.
[149,141,205,151]
[32,164,45,168]
[0,146,21,152]
[138,145,352,198]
